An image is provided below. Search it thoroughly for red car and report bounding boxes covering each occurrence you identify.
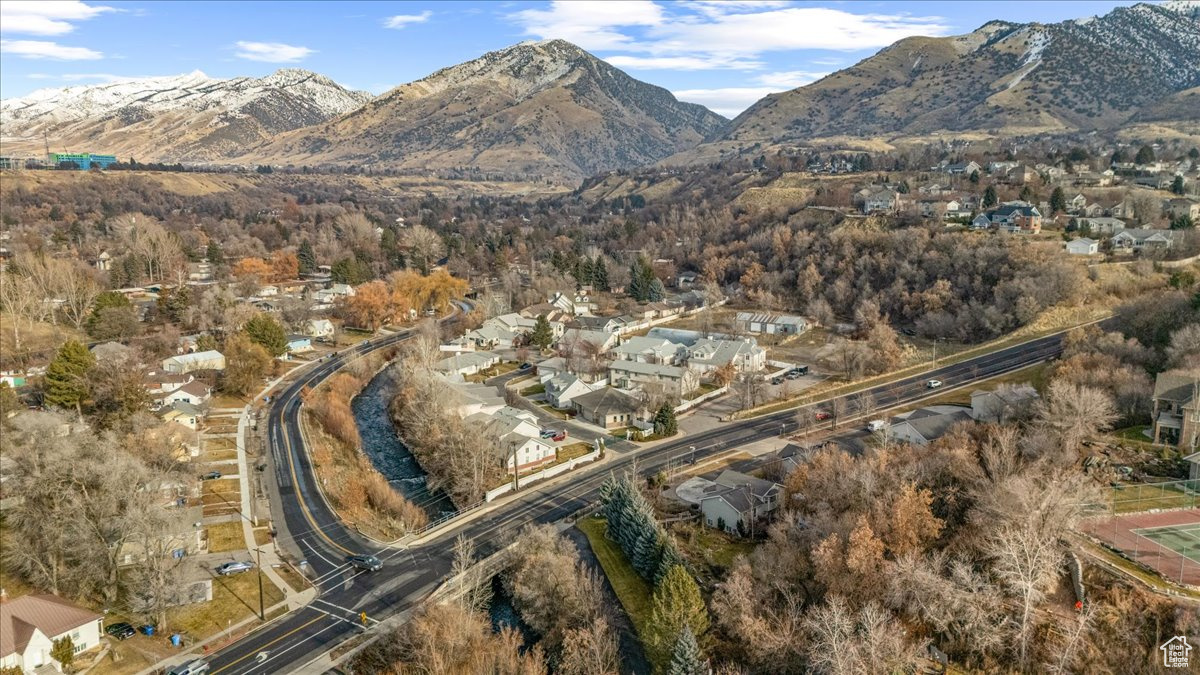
[551,431,568,442]
[814,411,832,421]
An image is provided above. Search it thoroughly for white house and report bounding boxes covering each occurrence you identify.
[160,380,211,408]
[1065,238,1099,256]
[543,372,603,409]
[1,594,103,673]
[611,336,687,365]
[687,337,766,374]
[1112,229,1178,252]
[435,351,500,377]
[305,319,335,338]
[162,350,225,374]
[609,360,699,399]
[464,406,556,473]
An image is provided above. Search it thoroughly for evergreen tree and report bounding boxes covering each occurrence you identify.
[1049,187,1067,215]
[654,403,678,437]
[1135,145,1156,165]
[969,169,980,184]
[575,257,594,287]
[529,315,554,350]
[331,257,371,285]
[1110,149,1127,165]
[45,339,95,414]
[647,565,709,668]
[297,240,317,275]
[629,258,650,302]
[632,526,661,580]
[648,278,666,302]
[1172,175,1186,196]
[157,285,191,324]
[667,627,705,675]
[50,635,75,671]
[205,240,224,266]
[243,314,288,356]
[593,256,610,292]
[982,185,998,209]
[654,538,686,586]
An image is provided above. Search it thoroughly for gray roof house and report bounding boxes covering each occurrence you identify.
[888,406,974,445]
[609,360,699,399]
[611,336,687,365]
[687,337,766,374]
[572,387,645,429]
[970,384,1040,422]
[698,470,784,536]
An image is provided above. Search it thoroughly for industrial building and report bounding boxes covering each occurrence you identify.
[49,152,117,170]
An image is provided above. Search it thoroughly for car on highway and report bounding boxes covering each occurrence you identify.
[814,411,832,421]
[105,622,136,640]
[925,379,943,389]
[346,554,383,572]
[215,561,254,576]
[552,431,568,442]
[200,470,222,481]
[167,658,210,675]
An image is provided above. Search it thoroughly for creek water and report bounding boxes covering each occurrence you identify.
[351,365,457,520]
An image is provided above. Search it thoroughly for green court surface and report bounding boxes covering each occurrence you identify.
[1135,523,1200,563]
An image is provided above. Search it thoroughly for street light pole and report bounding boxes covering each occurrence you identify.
[255,547,264,621]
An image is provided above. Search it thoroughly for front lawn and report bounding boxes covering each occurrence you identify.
[519,383,546,396]
[556,442,592,463]
[169,570,284,638]
[206,521,246,553]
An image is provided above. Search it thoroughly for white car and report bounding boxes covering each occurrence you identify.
[867,420,887,432]
[926,379,943,389]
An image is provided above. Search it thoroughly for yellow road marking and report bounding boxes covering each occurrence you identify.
[279,407,356,556]
[209,614,326,674]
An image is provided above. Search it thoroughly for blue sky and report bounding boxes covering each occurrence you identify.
[1,0,1140,117]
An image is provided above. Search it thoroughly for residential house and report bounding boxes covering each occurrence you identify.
[611,336,687,365]
[159,401,205,430]
[917,182,949,196]
[687,337,767,375]
[609,360,699,399]
[544,372,603,409]
[548,291,592,316]
[160,381,211,408]
[970,384,1040,422]
[572,315,626,334]
[286,335,313,354]
[1072,216,1126,235]
[560,328,619,354]
[888,406,974,446]
[144,370,194,398]
[699,470,784,535]
[1151,372,1199,452]
[971,213,992,230]
[465,406,556,473]
[942,161,981,176]
[449,380,505,417]
[93,250,112,272]
[1166,198,1200,221]
[162,350,225,374]
[311,283,355,307]
[572,386,645,429]
[989,202,1043,234]
[734,312,808,335]
[1065,238,1099,256]
[435,351,501,378]
[304,319,335,339]
[860,187,903,214]
[1111,228,1178,253]
[467,313,563,350]
[1001,165,1037,184]
[1067,193,1088,213]
[1,594,104,673]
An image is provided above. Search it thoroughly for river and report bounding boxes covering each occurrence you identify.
[351,364,457,520]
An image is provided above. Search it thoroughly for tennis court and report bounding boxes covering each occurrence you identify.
[1135,523,1200,564]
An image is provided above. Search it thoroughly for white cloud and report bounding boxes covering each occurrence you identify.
[512,0,664,51]
[672,87,773,118]
[754,70,827,89]
[511,1,948,72]
[0,1,115,36]
[234,41,314,63]
[605,54,761,71]
[384,11,432,29]
[1,39,103,60]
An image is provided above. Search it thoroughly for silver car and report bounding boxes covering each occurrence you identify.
[215,561,254,576]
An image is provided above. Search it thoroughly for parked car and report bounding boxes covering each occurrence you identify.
[925,379,943,389]
[785,371,801,380]
[789,366,810,376]
[901,328,917,337]
[105,622,136,640]
[551,431,567,442]
[346,554,383,572]
[770,377,783,385]
[814,411,832,421]
[167,658,209,675]
[866,420,888,432]
[200,471,222,481]
[215,561,254,576]
[539,429,557,439]
[518,362,532,370]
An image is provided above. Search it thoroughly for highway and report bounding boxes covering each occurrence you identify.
[204,326,1072,674]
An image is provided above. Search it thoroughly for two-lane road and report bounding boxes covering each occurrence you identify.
[206,327,1075,674]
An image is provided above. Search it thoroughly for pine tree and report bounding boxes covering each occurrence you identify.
[632,526,661,580]
[982,185,998,209]
[654,538,686,586]
[1135,145,1156,165]
[45,339,95,414]
[529,315,554,350]
[593,256,610,292]
[648,278,666,302]
[1172,175,1186,196]
[243,314,288,356]
[575,257,594,286]
[654,403,678,437]
[647,565,709,668]
[205,240,224,266]
[297,240,317,275]
[667,627,705,675]
[629,259,649,302]
[969,169,980,184]
[1049,187,1067,214]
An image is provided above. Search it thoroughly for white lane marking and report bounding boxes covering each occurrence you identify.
[228,619,346,675]
[300,538,339,569]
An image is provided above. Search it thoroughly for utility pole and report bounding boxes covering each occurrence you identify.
[255,547,265,621]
